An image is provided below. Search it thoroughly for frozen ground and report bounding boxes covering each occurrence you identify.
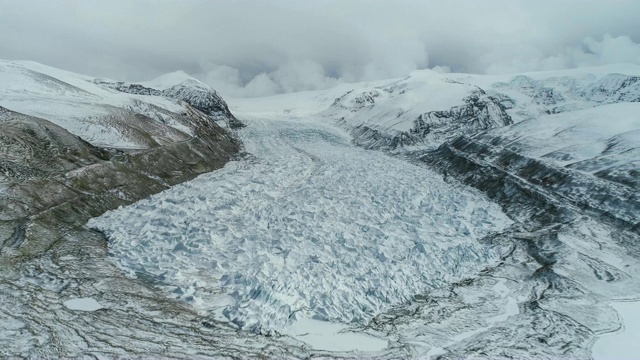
[90,116,511,347]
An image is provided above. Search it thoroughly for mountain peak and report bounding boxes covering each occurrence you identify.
[141,70,209,91]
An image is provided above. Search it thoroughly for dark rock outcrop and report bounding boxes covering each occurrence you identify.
[585,74,640,103]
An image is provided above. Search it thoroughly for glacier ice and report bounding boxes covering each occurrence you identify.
[89,117,512,334]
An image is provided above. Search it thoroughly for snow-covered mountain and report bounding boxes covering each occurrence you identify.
[0,60,250,357]
[323,74,513,149]
[0,60,241,149]
[95,70,245,129]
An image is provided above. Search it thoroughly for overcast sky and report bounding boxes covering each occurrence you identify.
[2,0,640,97]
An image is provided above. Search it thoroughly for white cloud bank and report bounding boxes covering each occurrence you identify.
[1,0,639,97]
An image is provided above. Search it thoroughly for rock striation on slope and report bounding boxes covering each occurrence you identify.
[0,106,111,184]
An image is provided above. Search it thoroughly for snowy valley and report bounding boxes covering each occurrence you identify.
[1,60,639,359]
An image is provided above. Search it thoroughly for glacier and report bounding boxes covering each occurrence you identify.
[89,116,512,336]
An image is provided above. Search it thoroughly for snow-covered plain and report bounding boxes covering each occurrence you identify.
[90,116,511,346]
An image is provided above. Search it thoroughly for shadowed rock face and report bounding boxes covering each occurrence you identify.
[408,91,513,142]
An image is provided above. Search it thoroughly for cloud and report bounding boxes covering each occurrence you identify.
[198,60,340,97]
[578,35,640,66]
[482,34,640,75]
[1,0,639,97]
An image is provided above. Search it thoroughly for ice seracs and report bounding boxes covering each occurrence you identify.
[89,117,512,340]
